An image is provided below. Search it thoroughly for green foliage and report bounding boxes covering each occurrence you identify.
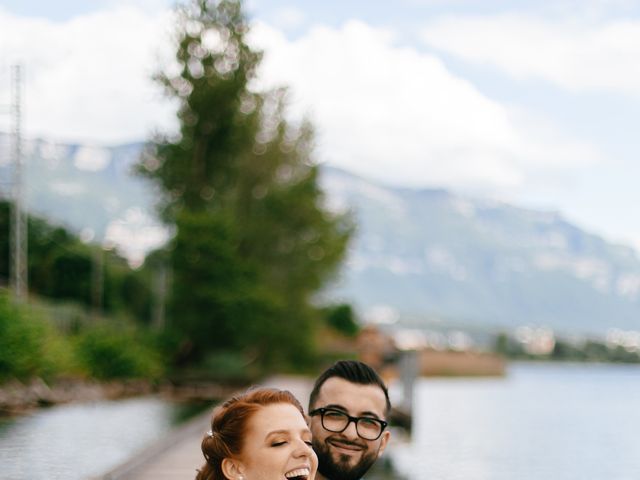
[74,323,165,380]
[323,303,359,337]
[0,288,165,382]
[0,200,153,322]
[139,0,352,370]
[200,350,258,383]
[494,331,640,364]
[551,338,587,361]
[0,290,78,381]
[168,210,274,355]
[494,332,526,357]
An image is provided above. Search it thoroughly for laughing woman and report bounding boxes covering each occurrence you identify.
[196,388,318,480]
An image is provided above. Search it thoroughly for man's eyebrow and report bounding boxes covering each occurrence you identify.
[322,404,383,420]
[358,411,383,420]
[321,403,347,412]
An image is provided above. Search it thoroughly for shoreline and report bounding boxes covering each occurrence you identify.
[5,357,636,416]
[0,377,239,417]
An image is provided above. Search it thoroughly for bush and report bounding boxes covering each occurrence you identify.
[0,289,167,383]
[323,304,359,337]
[200,350,258,383]
[0,290,76,381]
[74,323,165,380]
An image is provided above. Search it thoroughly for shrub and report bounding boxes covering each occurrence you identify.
[0,290,76,381]
[324,303,359,337]
[74,323,164,380]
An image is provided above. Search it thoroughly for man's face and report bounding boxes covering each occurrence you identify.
[309,377,390,480]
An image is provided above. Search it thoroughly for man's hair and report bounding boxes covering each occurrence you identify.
[309,360,391,414]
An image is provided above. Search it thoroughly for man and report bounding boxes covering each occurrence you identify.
[308,360,391,480]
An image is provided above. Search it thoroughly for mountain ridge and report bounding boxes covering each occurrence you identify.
[4,135,639,334]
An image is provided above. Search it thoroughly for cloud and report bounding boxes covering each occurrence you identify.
[249,20,600,190]
[420,13,640,96]
[104,207,169,267]
[73,146,111,171]
[0,7,602,191]
[0,6,178,144]
[270,6,306,30]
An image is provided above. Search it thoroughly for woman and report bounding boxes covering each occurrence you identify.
[196,388,318,480]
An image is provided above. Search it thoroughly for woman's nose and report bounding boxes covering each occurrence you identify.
[294,439,313,457]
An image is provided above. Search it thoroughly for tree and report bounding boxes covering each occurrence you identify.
[0,200,152,318]
[324,303,359,337]
[139,0,352,368]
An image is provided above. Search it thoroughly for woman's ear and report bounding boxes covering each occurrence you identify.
[221,457,245,480]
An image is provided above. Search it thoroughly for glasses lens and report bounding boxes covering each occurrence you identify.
[356,418,382,440]
[319,409,383,440]
[322,410,349,432]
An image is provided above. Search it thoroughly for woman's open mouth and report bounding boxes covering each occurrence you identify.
[284,467,311,480]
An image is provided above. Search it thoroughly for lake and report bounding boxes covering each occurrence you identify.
[1,363,639,479]
[392,362,640,480]
[0,396,211,480]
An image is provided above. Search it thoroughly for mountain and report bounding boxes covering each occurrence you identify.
[1,135,166,266]
[321,167,640,335]
[4,134,640,334]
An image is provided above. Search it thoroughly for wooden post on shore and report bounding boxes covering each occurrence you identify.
[396,349,417,430]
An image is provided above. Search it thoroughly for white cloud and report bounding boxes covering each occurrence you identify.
[271,6,306,30]
[421,13,640,96]
[73,146,111,171]
[104,207,169,267]
[249,20,600,190]
[0,7,602,191]
[0,7,178,144]
[49,181,86,196]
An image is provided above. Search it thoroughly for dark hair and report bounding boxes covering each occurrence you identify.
[309,360,391,414]
[196,387,305,480]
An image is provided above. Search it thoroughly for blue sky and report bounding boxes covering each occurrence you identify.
[2,0,640,254]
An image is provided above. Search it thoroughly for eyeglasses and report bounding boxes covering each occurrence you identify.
[309,407,388,441]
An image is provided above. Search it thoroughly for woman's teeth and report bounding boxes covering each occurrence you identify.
[285,467,310,479]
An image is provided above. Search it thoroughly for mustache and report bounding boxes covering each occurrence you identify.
[326,436,366,449]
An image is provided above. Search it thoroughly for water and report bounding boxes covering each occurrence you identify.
[392,362,640,480]
[0,396,212,480]
[2,364,639,480]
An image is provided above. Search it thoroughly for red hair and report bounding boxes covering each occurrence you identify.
[196,388,305,480]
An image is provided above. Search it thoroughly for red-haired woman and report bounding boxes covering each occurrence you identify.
[196,388,317,480]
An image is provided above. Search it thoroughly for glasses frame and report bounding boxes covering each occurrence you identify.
[309,407,388,441]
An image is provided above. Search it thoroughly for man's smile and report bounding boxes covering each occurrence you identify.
[327,438,365,455]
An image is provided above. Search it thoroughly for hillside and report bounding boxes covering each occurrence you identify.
[322,167,640,334]
[6,135,640,334]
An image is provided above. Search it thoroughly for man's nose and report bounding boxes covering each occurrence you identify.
[341,418,359,439]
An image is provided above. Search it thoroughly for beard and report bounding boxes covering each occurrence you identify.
[312,436,378,480]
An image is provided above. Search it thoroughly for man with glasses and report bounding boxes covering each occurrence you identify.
[308,360,391,480]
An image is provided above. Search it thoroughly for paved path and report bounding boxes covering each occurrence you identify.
[95,376,313,480]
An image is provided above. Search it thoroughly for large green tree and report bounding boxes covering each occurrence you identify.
[139,0,352,367]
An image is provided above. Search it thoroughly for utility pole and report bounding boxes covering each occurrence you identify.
[10,64,27,302]
[91,247,104,319]
[152,260,168,329]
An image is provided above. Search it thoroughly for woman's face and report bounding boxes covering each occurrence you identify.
[236,403,317,480]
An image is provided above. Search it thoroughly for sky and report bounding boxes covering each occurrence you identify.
[1,0,640,254]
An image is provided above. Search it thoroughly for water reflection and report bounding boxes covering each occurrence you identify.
[0,396,212,480]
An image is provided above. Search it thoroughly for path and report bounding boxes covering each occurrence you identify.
[95,376,313,480]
